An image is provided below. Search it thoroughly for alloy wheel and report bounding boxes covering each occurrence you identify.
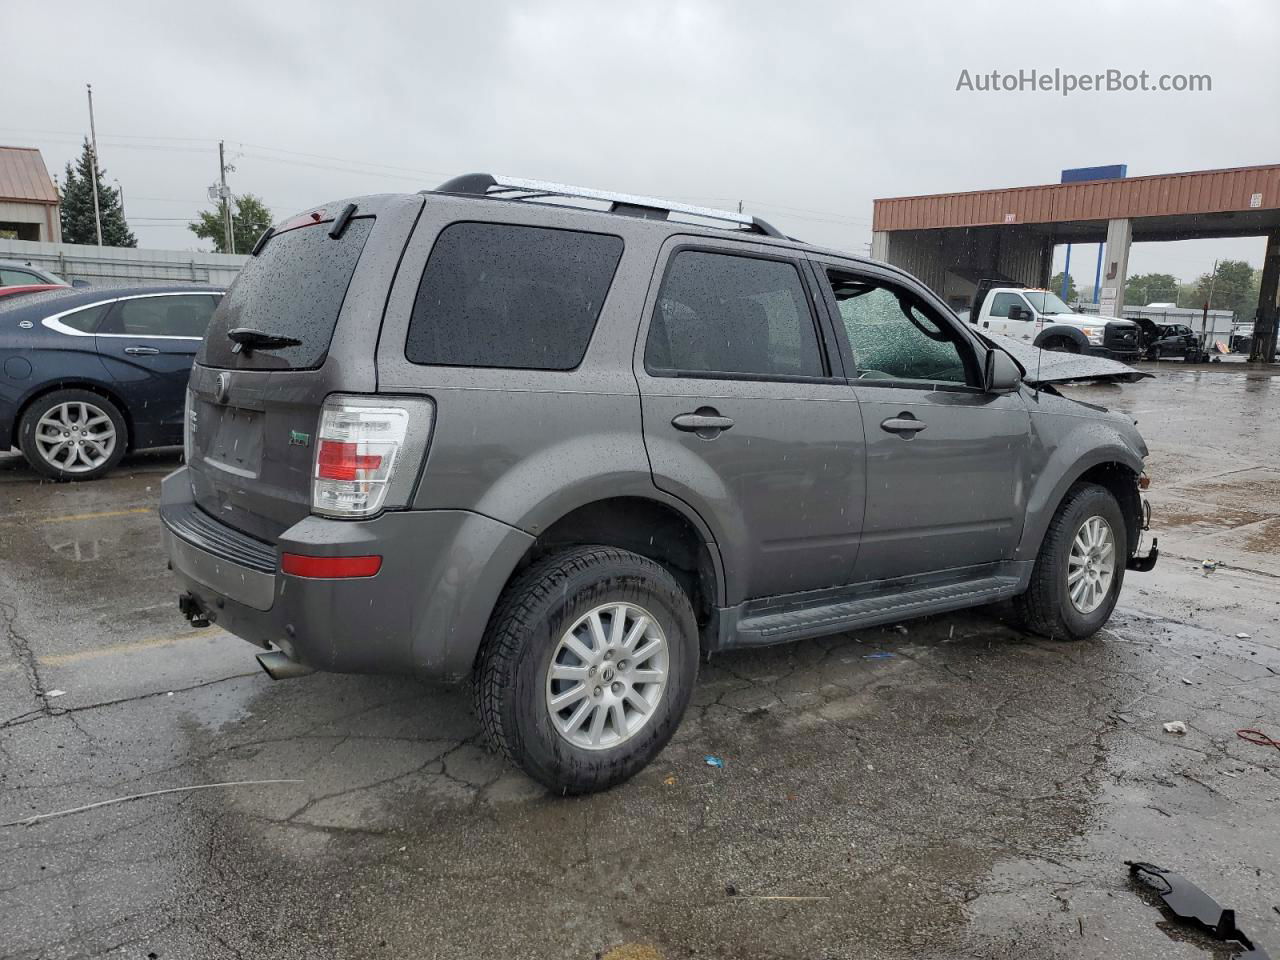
[1067,515,1115,614]
[33,401,117,475]
[545,601,669,750]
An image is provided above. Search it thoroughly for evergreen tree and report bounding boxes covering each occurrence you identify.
[188,193,272,254]
[1047,272,1079,302]
[59,139,136,247]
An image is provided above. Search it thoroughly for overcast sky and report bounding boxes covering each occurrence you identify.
[6,0,1278,286]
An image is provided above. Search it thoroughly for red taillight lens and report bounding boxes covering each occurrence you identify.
[316,439,384,482]
[281,553,382,578]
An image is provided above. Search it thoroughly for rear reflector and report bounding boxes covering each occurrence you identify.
[281,553,382,578]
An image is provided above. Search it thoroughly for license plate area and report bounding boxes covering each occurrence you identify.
[202,403,263,478]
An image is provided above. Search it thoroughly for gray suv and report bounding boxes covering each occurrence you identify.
[163,174,1157,793]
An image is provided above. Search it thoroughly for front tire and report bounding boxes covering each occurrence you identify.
[1012,483,1126,640]
[475,546,699,794]
[18,389,128,481]
[1042,337,1080,354]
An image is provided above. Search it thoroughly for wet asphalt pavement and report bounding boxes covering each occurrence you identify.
[2,364,1279,960]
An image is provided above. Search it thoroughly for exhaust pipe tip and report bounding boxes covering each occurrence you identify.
[257,650,315,681]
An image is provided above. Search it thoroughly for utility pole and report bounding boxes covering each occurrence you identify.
[86,84,103,246]
[218,140,235,254]
[737,200,743,214]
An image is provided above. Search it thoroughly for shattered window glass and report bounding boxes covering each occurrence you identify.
[827,273,968,384]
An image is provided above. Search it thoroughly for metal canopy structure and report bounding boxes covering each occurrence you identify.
[871,163,1280,361]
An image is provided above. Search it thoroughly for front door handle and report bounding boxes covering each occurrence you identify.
[880,416,927,437]
[124,346,160,356]
[672,409,734,437]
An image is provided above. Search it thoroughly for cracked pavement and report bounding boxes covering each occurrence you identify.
[2,365,1279,959]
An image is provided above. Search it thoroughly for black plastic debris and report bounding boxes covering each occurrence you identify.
[1127,861,1272,959]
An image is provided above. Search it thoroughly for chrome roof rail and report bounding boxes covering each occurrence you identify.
[431,173,786,239]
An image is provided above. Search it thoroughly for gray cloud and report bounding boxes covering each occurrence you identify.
[6,0,1277,280]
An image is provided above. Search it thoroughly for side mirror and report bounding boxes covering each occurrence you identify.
[1007,305,1028,322]
[985,348,1022,392]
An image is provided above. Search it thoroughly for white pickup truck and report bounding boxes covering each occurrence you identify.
[967,283,1143,361]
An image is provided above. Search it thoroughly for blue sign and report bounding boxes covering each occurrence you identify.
[1061,165,1128,184]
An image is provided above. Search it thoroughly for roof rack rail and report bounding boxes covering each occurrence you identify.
[431,173,786,239]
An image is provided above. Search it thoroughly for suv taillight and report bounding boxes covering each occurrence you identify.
[312,395,434,518]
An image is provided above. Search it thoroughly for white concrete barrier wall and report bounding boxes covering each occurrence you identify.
[0,238,247,287]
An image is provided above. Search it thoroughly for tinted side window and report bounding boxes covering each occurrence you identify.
[107,295,218,338]
[57,302,111,333]
[201,218,374,370]
[0,268,41,285]
[989,292,1026,318]
[827,272,970,385]
[645,251,823,379]
[406,222,623,370]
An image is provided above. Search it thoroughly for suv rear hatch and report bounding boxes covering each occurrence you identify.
[184,196,421,543]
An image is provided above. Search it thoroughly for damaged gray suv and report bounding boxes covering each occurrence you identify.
[163,174,1157,793]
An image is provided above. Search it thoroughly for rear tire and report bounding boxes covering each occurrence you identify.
[474,546,699,794]
[1012,483,1126,641]
[18,389,128,482]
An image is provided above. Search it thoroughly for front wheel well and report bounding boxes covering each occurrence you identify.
[505,497,720,646]
[1073,462,1143,556]
[12,381,135,451]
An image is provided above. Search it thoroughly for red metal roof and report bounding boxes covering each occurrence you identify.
[873,163,1280,232]
[0,146,59,205]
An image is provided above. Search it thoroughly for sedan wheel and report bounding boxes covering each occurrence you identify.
[19,389,129,481]
[34,401,118,474]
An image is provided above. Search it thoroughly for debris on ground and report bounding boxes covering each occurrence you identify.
[1127,861,1272,959]
[1237,632,1252,639]
[1163,721,1188,735]
[1237,729,1280,754]
[44,689,66,698]
[1202,559,1220,572]
[662,774,677,786]
[1181,678,1193,685]
[704,756,725,768]
[863,652,896,660]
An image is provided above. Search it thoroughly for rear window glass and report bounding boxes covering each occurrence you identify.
[199,217,374,369]
[405,222,623,370]
[58,302,111,333]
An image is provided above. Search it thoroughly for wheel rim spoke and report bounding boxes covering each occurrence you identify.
[545,600,669,751]
[1066,514,1116,614]
[32,400,116,474]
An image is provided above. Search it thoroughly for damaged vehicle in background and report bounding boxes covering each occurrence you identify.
[162,175,1157,795]
[968,280,1143,361]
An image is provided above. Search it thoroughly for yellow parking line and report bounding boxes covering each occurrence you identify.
[39,507,153,524]
[37,629,227,667]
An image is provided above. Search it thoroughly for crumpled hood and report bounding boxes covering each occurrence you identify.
[982,332,1151,385]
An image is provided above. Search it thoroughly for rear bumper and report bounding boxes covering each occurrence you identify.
[161,467,534,680]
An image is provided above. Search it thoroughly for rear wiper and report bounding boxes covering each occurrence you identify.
[226,327,302,355]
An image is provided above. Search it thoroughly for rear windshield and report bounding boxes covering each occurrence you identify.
[199,217,374,369]
[405,222,623,370]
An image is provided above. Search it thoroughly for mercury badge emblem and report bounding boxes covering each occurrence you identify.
[214,372,229,403]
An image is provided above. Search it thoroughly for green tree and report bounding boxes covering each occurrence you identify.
[1189,260,1259,318]
[189,193,272,254]
[1048,272,1079,302]
[1125,272,1180,307]
[59,139,136,247]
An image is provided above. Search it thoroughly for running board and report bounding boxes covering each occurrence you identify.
[723,571,1025,648]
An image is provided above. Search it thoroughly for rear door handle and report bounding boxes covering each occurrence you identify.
[880,416,927,436]
[672,410,735,435]
[124,346,160,356]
